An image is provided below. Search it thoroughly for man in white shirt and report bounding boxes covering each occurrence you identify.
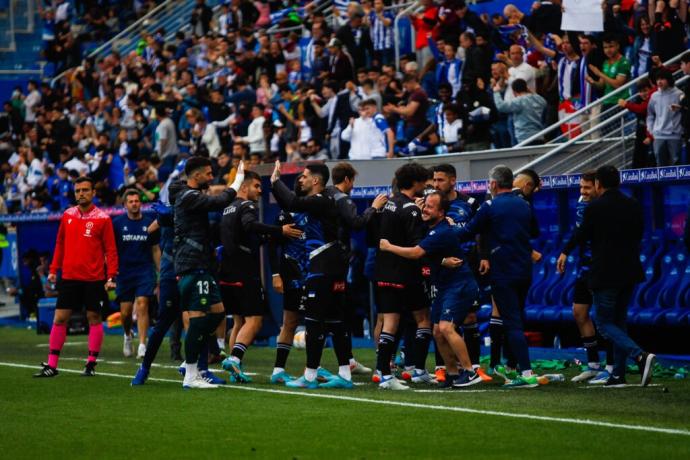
[237,104,266,156]
[24,81,42,124]
[341,99,394,160]
[503,45,536,101]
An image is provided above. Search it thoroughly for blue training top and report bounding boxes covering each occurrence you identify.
[419,220,476,290]
[112,214,158,280]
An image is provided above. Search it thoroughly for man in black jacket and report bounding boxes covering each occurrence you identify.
[174,157,244,389]
[336,12,374,72]
[327,38,355,89]
[561,165,656,387]
[326,163,388,375]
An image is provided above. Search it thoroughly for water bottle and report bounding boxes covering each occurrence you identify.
[542,374,566,383]
[363,319,371,340]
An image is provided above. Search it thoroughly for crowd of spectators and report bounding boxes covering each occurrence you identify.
[0,0,689,214]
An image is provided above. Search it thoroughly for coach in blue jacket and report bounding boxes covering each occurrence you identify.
[562,165,656,387]
[454,165,539,387]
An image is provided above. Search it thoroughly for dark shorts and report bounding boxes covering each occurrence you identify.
[116,273,156,303]
[573,277,593,305]
[304,275,345,322]
[283,287,305,313]
[56,279,109,312]
[375,280,429,315]
[158,277,180,312]
[431,282,480,325]
[178,271,222,313]
[220,279,269,317]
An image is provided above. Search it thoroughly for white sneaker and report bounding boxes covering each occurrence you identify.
[136,344,146,359]
[350,360,372,375]
[379,376,410,390]
[571,368,600,383]
[123,335,133,358]
[410,369,433,384]
[183,374,219,389]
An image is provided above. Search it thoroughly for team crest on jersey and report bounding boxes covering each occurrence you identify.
[123,226,128,231]
[142,226,147,231]
[411,211,418,217]
[84,221,94,237]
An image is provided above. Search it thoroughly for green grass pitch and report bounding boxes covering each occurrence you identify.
[1,327,689,459]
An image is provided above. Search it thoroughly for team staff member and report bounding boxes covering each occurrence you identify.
[559,165,656,387]
[174,157,245,389]
[35,177,118,378]
[220,171,303,383]
[374,162,431,390]
[113,190,160,359]
[380,192,483,388]
[453,165,540,388]
[271,161,353,389]
[431,164,487,382]
[326,162,388,376]
[557,172,613,384]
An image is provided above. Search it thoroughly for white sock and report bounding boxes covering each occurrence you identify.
[304,367,317,382]
[339,365,352,381]
[472,364,480,370]
[605,365,614,373]
[349,358,357,366]
[217,338,226,350]
[587,362,601,369]
[522,370,533,377]
[185,362,198,382]
[434,365,446,371]
[272,367,285,376]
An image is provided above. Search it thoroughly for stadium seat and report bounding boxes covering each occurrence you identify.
[633,252,687,326]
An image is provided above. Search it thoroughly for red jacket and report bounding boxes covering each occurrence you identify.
[49,205,119,282]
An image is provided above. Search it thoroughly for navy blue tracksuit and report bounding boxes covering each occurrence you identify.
[454,191,538,371]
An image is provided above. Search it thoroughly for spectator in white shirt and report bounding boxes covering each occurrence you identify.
[341,99,394,159]
[236,104,266,156]
[24,81,42,124]
[501,45,536,101]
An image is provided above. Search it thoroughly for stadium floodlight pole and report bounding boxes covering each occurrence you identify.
[514,49,690,149]
[394,1,423,72]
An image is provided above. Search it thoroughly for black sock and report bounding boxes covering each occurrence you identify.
[231,342,247,361]
[328,321,350,367]
[433,338,444,367]
[274,342,292,369]
[402,320,417,367]
[489,316,504,367]
[305,319,326,370]
[463,321,481,366]
[604,339,615,366]
[413,327,432,370]
[184,316,205,365]
[376,332,395,375]
[582,335,599,364]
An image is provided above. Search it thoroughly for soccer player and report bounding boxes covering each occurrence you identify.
[113,189,160,359]
[556,171,613,383]
[173,157,244,389]
[131,182,225,386]
[374,162,432,390]
[380,192,483,388]
[453,165,541,388]
[34,177,118,378]
[325,162,388,375]
[269,176,308,384]
[271,161,353,389]
[431,164,491,382]
[219,171,303,383]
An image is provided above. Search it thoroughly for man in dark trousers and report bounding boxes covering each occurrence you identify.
[453,165,540,388]
[560,165,656,387]
[325,162,388,375]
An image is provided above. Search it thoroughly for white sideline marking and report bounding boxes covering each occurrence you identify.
[413,389,497,393]
[4,361,689,437]
[35,342,86,348]
[581,384,662,389]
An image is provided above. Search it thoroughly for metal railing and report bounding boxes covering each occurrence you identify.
[394,1,421,71]
[0,0,16,52]
[516,50,689,148]
[518,72,689,175]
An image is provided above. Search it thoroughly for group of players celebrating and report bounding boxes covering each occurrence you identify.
[34,156,655,390]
